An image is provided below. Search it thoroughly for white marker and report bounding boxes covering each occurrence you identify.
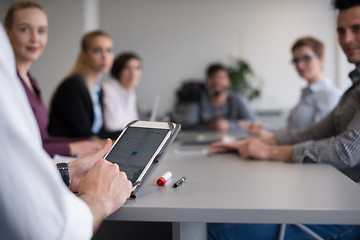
[157,171,172,186]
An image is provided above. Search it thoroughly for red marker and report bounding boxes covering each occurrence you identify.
[157,171,172,186]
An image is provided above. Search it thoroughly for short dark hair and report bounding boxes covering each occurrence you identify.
[291,36,324,58]
[206,63,227,79]
[110,52,141,80]
[332,0,360,10]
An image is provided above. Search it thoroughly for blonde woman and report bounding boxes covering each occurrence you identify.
[4,1,105,156]
[48,30,114,138]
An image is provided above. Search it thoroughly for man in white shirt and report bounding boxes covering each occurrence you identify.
[0,23,132,239]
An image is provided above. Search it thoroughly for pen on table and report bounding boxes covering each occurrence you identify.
[173,177,186,188]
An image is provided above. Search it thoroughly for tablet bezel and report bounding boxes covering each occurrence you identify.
[104,120,177,195]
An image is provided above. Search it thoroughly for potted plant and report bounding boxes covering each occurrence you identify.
[227,58,261,100]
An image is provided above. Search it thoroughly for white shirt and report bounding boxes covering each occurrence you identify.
[0,24,93,239]
[102,79,139,131]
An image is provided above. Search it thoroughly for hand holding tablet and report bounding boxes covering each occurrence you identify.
[104,120,181,198]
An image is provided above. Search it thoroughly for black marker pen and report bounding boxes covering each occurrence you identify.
[173,177,186,188]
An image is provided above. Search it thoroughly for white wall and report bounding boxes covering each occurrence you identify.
[1,0,354,117]
[29,0,85,106]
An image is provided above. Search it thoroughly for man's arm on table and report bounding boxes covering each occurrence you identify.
[208,138,293,162]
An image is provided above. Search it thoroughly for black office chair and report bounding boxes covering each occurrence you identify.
[176,80,205,104]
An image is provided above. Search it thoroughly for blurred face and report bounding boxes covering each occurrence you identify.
[119,58,142,90]
[83,35,114,74]
[337,6,360,66]
[292,46,323,83]
[207,69,231,95]
[6,8,48,64]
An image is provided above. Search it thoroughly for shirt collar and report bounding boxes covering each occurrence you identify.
[307,80,327,93]
[92,82,101,93]
[112,78,135,95]
[16,70,41,96]
[349,66,360,85]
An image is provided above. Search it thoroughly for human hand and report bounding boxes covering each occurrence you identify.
[207,140,245,155]
[68,139,112,192]
[237,120,252,128]
[239,139,293,162]
[209,138,292,162]
[237,138,272,159]
[208,138,271,160]
[69,139,106,156]
[208,118,229,132]
[240,120,263,135]
[78,159,132,232]
[240,121,274,139]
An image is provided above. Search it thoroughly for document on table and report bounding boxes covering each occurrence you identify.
[173,147,209,156]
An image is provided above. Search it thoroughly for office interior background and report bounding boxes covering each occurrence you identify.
[0,0,354,118]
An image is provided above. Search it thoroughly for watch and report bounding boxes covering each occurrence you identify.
[56,163,70,188]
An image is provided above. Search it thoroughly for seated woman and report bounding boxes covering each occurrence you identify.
[4,1,104,157]
[102,52,142,132]
[48,30,117,139]
[174,63,255,132]
[245,37,341,138]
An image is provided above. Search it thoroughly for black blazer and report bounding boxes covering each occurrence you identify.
[48,74,103,138]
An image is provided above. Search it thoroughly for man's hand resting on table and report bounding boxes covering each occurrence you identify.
[208,138,293,162]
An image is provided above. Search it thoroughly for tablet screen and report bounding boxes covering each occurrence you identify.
[106,127,169,183]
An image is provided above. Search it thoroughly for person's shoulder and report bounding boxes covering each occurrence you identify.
[53,74,88,100]
[349,81,360,97]
[58,74,87,91]
[228,90,247,101]
[310,80,341,107]
[63,73,85,86]
[318,80,341,97]
[102,78,118,91]
[103,79,124,99]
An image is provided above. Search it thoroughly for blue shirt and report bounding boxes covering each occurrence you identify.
[174,90,255,132]
[91,83,103,134]
[278,79,341,132]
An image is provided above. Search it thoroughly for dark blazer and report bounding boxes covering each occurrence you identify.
[48,74,103,138]
[48,74,121,139]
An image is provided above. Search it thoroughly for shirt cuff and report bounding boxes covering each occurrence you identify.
[61,194,93,239]
[292,141,315,163]
[273,128,301,145]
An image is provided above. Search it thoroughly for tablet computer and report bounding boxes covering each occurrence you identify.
[104,120,181,198]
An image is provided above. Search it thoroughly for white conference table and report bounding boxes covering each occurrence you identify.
[107,132,360,240]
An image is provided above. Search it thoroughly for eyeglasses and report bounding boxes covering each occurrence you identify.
[291,54,318,65]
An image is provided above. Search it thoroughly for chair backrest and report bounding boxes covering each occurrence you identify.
[176,80,205,104]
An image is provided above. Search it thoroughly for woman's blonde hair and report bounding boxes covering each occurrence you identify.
[68,30,112,82]
[4,1,46,30]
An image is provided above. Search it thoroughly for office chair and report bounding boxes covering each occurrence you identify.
[278,224,324,240]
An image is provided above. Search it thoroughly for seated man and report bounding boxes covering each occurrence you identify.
[207,0,360,239]
[174,63,255,132]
